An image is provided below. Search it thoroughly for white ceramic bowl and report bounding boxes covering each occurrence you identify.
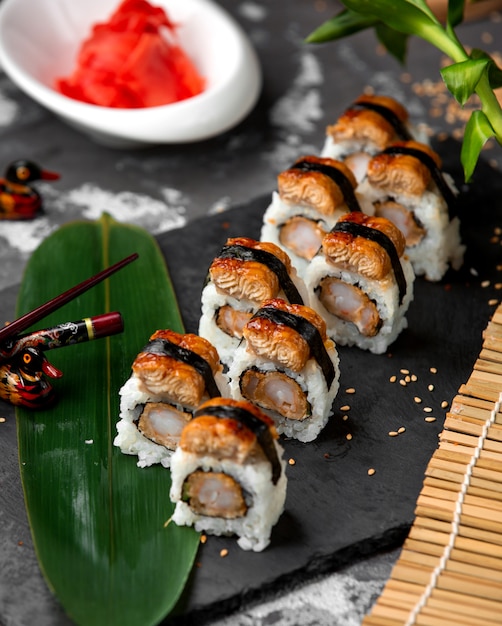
[0,0,262,147]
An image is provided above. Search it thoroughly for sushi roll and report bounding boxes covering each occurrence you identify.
[305,212,415,354]
[321,93,427,183]
[357,140,464,281]
[169,397,287,552]
[227,298,340,443]
[260,155,362,277]
[198,236,308,367]
[114,329,229,468]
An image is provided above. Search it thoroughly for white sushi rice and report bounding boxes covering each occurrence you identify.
[260,191,342,278]
[357,175,464,282]
[169,442,288,551]
[227,343,340,443]
[198,256,309,367]
[305,254,415,354]
[114,372,230,468]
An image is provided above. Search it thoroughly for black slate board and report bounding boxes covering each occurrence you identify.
[1,143,501,625]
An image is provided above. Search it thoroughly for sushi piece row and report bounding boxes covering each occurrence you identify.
[264,93,464,283]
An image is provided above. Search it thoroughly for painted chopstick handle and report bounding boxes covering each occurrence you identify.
[0,253,138,344]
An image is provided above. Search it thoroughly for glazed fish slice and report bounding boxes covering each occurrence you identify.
[114,329,229,468]
[305,212,415,354]
[169,397,287,552]
[357,140,465,281]
[261,155,363,277]
[227,298,340,443]
[321,93,428,183]
[198,236,308,367]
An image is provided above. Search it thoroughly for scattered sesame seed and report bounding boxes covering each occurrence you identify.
[411,374,418,382]
[84,439,93,445]
[441,401,449,409]
[414,396,422,403]
[470,267,479,276]
[398,427,406,434]
[428,384,435,391]
[367,468,376,476]
[481,280,490,288]
[288,458,296,466]
[0,417,5,423]
[488,299,499,306]
[346,433,353,441]
[425,416,437,423]
[495,283,502,290]
[345,388,356,394]
[424,407,433,413]
[340,405,351,412]
[399,379,407,387]
[388,431,399,437]
[405,375,411,383]
[220,549,229,558]
[200,534,207,544]
[400,368,410,375]
[430,367,437,374]
[497,264,502,272]
[389,375,397,383]
[342,415,349,421]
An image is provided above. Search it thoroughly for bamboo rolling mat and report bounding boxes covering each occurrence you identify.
[362,304,502,626]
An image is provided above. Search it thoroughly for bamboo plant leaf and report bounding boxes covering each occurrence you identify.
[440,58,490,105]
[305,8,378,43]
[447,0,465,28]
[15,214,199,626]
[461,109,495,181]
[375,22,409,64]
[470,48,502,89]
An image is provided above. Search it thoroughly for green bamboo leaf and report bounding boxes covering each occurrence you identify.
[470,48,502,89]
[15,214,199,626]
[375,22,409,64]
[447,0,465,28]
[461,110,495,181]
[305,8,378,43]
[440,58,490,105]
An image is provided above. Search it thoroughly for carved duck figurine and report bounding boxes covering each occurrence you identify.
[0,159,60,220]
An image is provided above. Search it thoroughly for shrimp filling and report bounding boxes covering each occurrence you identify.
[182,470,248,518]
[374,199,425,247]
[137,402,192,450]
[215,305,253,339]
[279,216,327,261]
[317,277,382,337]
[240,367,310,421]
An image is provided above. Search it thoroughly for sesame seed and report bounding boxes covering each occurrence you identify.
[399,379,407,387]
[200,534,207,544]
[340,405,351,412]
[367,468,376,476]
[220,549,229,558]
[345,388,356,394]
[346,433,353,441]
[441,401,449,409]
[389,375,397,383]
[481,280,490,288]
[288,458,296,466]
[414,396,422,403]
[0,417,5,423]
[495,283,502,290]
[411,374,418,382]
[428,384,434,391]
[424,407,433,413]
[388,431,399,437]
[430,367,437,374]
[425,416,437,423]
[400,368,410,374]
[405,375,411,383]
[398,427,406,434]
[342,415,349,421]
[488,299,499,306]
